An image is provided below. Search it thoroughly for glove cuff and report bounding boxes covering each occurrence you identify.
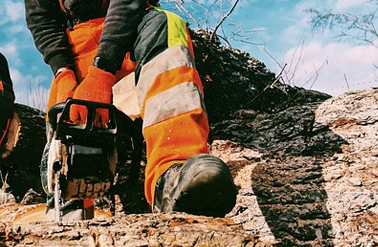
[55,69,77,104]
[55,67,73,78]
[55,69,76,83]
[93,56,117,75]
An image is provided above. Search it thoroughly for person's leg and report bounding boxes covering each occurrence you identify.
[134,8,236,216]
[67,17,135,82]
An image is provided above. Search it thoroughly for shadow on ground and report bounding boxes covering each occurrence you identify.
[214,103,346,246]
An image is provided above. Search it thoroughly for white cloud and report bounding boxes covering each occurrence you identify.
[282,41,378,96]
[7,23,29,35]
[4,1,24,23]
[335,0,368,11]
[261,0,378,96]
[0,43,18,61]
[12,72,49,110]
[14,87,49,111]
[9,68,23,87]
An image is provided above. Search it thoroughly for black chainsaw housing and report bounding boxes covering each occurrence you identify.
[48,99,143,200]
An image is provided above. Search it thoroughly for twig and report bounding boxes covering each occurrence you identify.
[343,73,350,91]
[1,170,10,191]
[301,59,327,89]
[175,0,203,30]
[210,0,239,41]
[245,63,287,107]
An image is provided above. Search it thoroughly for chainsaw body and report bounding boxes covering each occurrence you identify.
[47,99,143,211]
[48,100,119,201]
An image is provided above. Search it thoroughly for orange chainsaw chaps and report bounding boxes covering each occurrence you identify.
[143,108,209,205]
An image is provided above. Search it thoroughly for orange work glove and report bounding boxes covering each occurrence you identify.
[55,69,78,103]
[70,65,116,126]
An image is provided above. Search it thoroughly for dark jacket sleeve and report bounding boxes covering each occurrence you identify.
[0,53,15,102]
[96,0,147,70]
[24,0,74,74]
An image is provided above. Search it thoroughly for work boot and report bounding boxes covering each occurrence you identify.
[154,154,237,217]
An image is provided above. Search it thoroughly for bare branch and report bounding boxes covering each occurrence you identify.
[259,45,289,84]
[174,0,204,30]
[245,63,288,107]
[210,0,239,41]
[161,0,260,50]
[306,8,378,47]
[302,60,327,90]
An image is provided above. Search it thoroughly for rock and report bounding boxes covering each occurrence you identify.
[0,189,15,205]
[20,189,45,205]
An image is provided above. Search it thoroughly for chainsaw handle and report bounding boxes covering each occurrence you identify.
[48,102,66,131]
[48,100,117,131]
[48,99,118,147]
[60,99,117,131]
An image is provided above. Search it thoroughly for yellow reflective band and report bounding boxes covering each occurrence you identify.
[154,7,189,48]
[143,82,206,128]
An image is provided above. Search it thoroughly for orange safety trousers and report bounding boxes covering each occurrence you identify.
[135,8,209,206]
[46,8,210,207]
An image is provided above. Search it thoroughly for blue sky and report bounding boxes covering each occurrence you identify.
[1,0,378,110]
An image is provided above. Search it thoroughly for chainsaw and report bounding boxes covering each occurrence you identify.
[47,99,143,221]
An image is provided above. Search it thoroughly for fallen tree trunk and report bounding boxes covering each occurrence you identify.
[0,104,46,202]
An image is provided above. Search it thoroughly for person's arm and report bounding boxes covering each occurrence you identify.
[70,0,147,125]
[0,53,15,102]
[95,0,147,73]
[24,0,74,75]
